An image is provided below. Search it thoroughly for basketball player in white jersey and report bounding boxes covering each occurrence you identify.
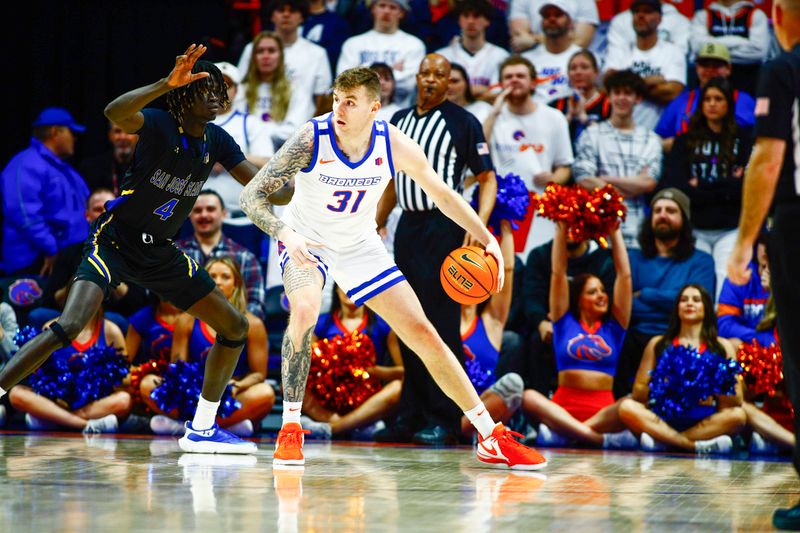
[241,67,546,470]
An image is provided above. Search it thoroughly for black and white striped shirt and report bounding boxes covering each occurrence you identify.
[390,101,493,211]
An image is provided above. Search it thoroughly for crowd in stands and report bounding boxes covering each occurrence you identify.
[0,0,791,456]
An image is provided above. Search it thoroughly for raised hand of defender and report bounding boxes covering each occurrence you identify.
[166,44,209,89]
[279,227,325,269]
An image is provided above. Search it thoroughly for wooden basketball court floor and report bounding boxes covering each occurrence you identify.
[0,431,796,532]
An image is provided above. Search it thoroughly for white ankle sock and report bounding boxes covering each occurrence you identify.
[192,396,220,430]
[283,401,302,426]
[0,386,6,399]
[464,402,496,439]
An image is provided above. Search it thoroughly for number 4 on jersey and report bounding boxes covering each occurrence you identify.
[154,198,179,220]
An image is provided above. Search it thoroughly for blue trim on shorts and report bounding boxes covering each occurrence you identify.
[347,266,400,298]
[352,273,405,306]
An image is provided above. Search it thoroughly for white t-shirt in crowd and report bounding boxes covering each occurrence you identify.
[607,3,691,58]
[523,43,583,103]
[337,29,426,107]
[690,2,770,64]
[436,39,509,91]
[465,100,493,123]
[509,0,599,30]
[375,102,400,123]
[489,103,573,255]
[605,39,687,131]
[207,110,275,218]
[232,81,316,147]
[237,37,332,96]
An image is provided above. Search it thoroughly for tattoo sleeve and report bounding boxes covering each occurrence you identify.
[281,326,314,402]
[240,122,315,238]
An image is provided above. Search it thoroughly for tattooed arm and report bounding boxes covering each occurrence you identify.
[240,122,323,268]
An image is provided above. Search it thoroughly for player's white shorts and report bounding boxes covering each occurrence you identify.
[277,233,406,306]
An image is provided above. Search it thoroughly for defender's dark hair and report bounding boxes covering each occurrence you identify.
[166,60,230,126]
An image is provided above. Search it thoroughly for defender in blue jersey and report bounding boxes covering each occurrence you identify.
[0,44,263,454]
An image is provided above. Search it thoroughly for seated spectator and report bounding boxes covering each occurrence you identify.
[302,0,351,72]
[0,288,19,367]
[522,1,583,103]
[717,236,771,345]
[655,42,756,150]
[300,282,404,439]
[573,70,661,247]
[175,190,266,321]
[618,284,745,453]
[548,50,611,146]
[607,0,691,57]
[31,188,147,333]
[520,223,638,449]
[615,188,716,397]
[370,62,401,122]
[430,0,510,53]
[126,295,184,366]
[206,62,274,219]
[484,55,573,256]
[690,1,770,95]
[235,31,316,147]
[1,107,89,277]
[336,0,426,106]
[510,0,599,51]
[604,0,687,130]
[435,0,509,102]
[446,63,493,123]
[144,257,275,437]
[9,303,130,433]
[459,221,525,438]
[503,229,613,396]
[238,0,332,116]
[660,77,752,296]
[78,120,139,195]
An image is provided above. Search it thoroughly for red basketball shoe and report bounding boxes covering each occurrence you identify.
[477,423,547,470]
[274,423,310,466]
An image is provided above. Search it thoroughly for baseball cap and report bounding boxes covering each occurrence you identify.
[539,0,576,19]
[631,0,662,12]
[696,41,731,64]
[31,107,86,133]
[371,0,410,11]
[651,188,690,220]
[215,62,241,85]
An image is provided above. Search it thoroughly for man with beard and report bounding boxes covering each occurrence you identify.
[374,53,498,446]
[604,0,687,131]
[79,121,139,195]
[613,188,715,397]
[521,1,582,103]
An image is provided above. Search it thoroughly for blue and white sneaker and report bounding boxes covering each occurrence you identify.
[178,422,258,454]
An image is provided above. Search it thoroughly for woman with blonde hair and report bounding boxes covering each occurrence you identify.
[236,31,315,146]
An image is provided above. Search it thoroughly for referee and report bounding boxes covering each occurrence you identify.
[727,1,800,528]
[375,53,498,445]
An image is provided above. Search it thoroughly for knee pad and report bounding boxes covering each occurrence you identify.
[46,322,72,348]
[216,333,247,349]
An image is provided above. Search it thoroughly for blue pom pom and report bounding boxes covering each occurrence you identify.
[648,344,742,420]
[465,358,494,395]
[12,325,41,354]
[471,172,530,235]
[151,361,241,421]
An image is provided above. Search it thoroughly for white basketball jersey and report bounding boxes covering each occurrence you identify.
[282,115,395,250]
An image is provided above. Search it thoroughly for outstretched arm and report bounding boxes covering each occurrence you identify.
[610,227,632,328]
[240,122,321,268]
[389,124,505,290]
[549,223,569,323]
[105,44,210,133]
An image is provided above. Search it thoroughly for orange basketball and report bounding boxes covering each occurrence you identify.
[440,246,498,305]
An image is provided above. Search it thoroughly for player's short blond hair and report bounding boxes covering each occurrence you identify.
[333,67,381,102]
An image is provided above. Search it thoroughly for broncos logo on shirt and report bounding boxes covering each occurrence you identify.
[567,334,613,362]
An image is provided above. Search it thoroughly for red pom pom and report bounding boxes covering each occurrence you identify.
[530,183,626,247]
[129,359,168,407]
[737,340,784,397]
[307,331,383,414]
